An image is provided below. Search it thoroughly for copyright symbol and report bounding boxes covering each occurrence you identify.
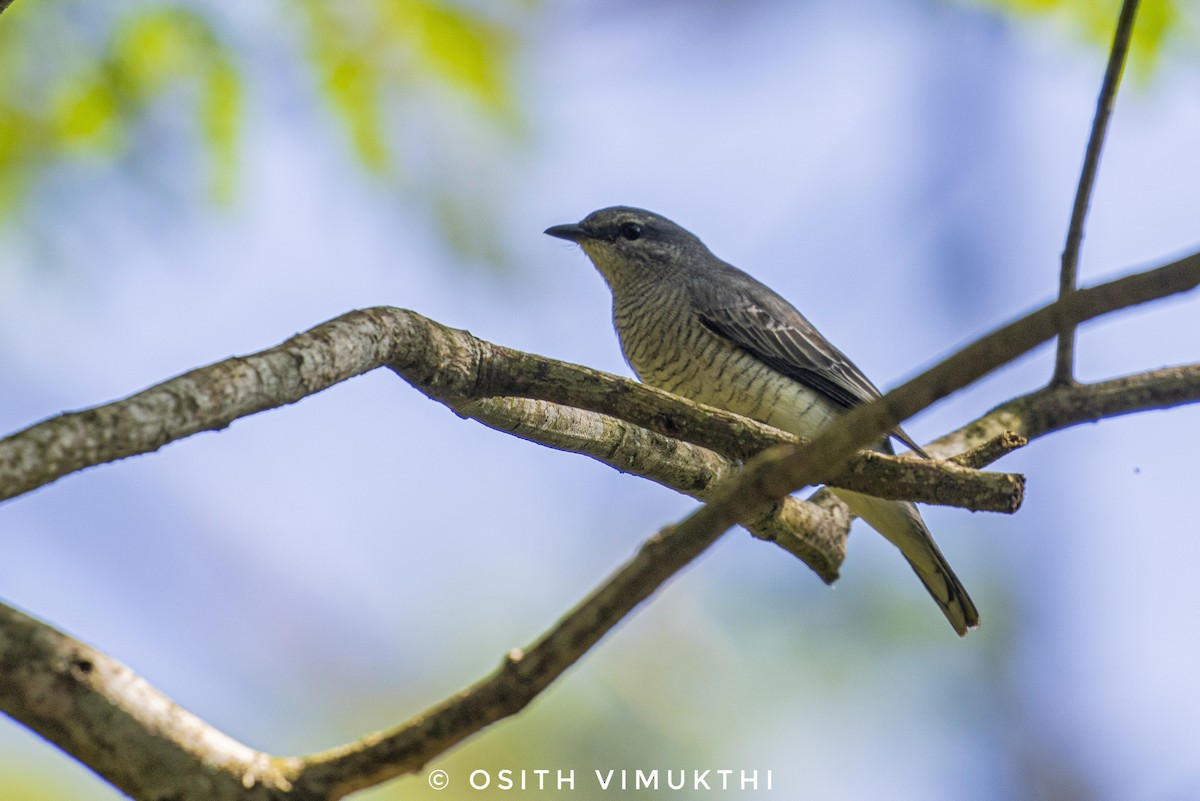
[428,769,449,790]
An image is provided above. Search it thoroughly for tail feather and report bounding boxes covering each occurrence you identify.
[832,489,979,637]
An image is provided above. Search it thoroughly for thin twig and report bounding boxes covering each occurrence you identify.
[948,431,1028,470]
[1053,0,1141,386]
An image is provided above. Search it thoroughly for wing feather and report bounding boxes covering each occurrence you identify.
[694,267,927,456]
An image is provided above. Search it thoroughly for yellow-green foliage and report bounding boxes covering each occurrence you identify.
[0,2,242,209]
[299,0,516,173]
[959,0,1190,72]
[0,0,519,218]
[0,0,1185,225]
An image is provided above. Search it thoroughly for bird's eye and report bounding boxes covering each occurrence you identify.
[619,222,643,241]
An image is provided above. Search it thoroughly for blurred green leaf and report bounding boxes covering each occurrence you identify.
[301,0,391,172]
[300,0,519,175]
[385,0,514,114]
[960,0,1190,71]
[0,0,526,268]
[202,57,240,201]
[0,3,242,215]
[51,78,120,148]
[0,108,42,214]
[0,757,117,801]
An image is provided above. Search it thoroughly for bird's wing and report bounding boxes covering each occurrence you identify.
[698,300,880,409]
[696,276,928,456]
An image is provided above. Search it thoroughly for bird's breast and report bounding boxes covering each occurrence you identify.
[612,292,841,439]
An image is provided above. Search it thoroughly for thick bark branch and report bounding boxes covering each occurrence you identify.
[452,387,1022,512]
[0,308,1013,512]
[0,306,1019,587]
[460,395,846,579]
[0,602,300,801]
[0,309,407,502]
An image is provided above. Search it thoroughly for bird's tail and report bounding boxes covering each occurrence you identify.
[832,489,980,637]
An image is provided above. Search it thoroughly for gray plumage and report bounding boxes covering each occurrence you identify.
[546,205,979,636]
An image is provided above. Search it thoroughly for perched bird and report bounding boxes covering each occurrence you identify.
[546,206,979,636]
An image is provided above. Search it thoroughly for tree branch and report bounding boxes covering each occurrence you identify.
[296,507,734,797]
[756,246,1200,513]
[0,601,299,801]
[947,430,1028,470]
[0,306,1020,587]
[459,395,848,579]
[1053,0,1141,386]
[0,309,408,503]
[442,362,1023,511]
[459,393,1021,570]
[0,305,1014,512]
[932,363,1200,456]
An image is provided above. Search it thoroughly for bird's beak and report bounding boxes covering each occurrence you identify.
[544,223,589,243]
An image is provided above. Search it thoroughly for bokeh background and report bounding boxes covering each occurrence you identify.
[2,1,1199,799]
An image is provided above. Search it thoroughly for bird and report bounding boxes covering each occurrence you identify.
[545,205,979,636]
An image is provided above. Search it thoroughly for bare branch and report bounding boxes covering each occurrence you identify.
[1,501,795,801]
[838,450,1023,514]
[933,363,1200,456]
[0,601,298,801]
[14,245,1191,518]
[297,508,731,797]
[445,361,1023,512]
[460,395,847,580]
[1053,0,1141,386]
[0,308,411,503]
[0,304,1019,589]
[759,246,1200,511]
[947,431,1028,470]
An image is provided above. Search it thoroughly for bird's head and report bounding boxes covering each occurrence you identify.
[545,206,710,289]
